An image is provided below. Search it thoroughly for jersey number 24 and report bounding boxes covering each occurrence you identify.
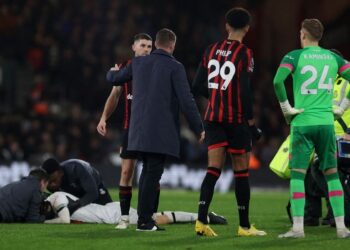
[301,65,333,95]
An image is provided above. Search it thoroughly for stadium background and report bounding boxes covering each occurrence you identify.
[0,0,349,189]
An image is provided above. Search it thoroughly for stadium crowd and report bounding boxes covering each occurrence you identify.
[1,0,350,169]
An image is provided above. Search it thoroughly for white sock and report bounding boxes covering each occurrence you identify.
[335,216,346,230]
[161,211,197,223]
[292,216,304,232]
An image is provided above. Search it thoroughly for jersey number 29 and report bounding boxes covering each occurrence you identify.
[208,59,235,90]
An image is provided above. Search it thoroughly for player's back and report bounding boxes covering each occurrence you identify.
[71,203,116,224]
[203,39,253,123]
[289,46,339,126]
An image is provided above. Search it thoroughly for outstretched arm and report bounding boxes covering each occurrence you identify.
[154,211,226,225]
[154,211,196,224]
[97,86,123,136]
[106,63,132,85]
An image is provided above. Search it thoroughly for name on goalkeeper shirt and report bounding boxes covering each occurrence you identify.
[303,54,333,60]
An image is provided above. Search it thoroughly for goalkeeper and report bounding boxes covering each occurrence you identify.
[273,18,350,239]
[272,50,350,227]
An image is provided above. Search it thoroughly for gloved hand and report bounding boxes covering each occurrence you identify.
[249,125,262,141]
[67,197,81,214]
[334,97,350,120]
[279,100,304,124]
[333,106,345,120]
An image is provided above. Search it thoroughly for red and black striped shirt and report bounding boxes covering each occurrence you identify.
[119,60,132,129]
[192,39,254,124]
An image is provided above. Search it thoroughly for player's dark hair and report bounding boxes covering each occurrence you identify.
[225,7,251,29]
[134,33,152,42]
[29,168,49,181]
[41,158,61,175]
[156,28,176,47]
[40,200,55,219]
[302,19,324,41]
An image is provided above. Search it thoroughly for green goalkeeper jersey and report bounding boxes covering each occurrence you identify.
[274,46,350,126]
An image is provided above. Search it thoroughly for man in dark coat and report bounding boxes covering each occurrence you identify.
[106,28,204,231]
[41,158,112,213]
[0,168,48,223]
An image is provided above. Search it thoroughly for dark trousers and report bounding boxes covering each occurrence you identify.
[137,152,166,225]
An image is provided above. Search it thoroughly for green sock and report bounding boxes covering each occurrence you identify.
[326,173,344,217]
[290,171,306,217]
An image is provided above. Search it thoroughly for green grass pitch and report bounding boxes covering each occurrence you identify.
[0,190,348,250]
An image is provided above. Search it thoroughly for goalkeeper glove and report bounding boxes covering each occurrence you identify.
[333,106,344,120]
[279,100,304,124]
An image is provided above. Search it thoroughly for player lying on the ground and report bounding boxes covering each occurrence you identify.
[41,192,227,225]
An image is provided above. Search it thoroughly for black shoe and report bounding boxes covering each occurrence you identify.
[208,212,227,225]
[136,221,165,231]
[304,217,320,226]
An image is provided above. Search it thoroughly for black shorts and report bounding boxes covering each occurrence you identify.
[120,129,138,159]
[205,121,252,154]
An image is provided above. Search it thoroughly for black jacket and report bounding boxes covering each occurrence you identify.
[0,176,45,223]
[58,159,101,206]
[107,49,203,158]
